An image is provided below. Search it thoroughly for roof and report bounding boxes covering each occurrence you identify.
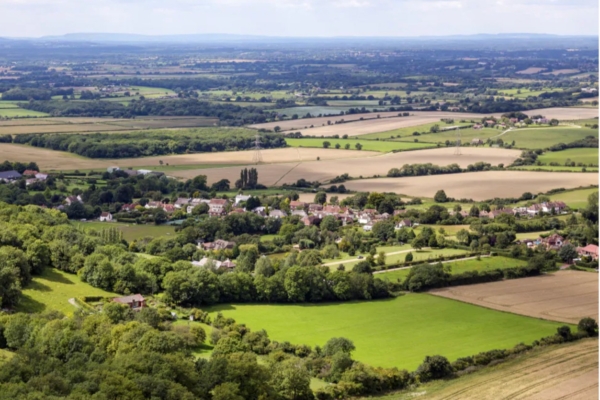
[0,170,22,180]
[580,244,599,254]
[113,294,144,304]
[100,212,111,217]
[210,199,228,205]
[22,169,38,176]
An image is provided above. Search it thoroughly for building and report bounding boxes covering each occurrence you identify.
[488,209,515,219]
[289,201,307,210]
[22,169,38,176]
[99,212,113,222]
[291,209,308,218]
[145,201,161,209]
[234,194,251,205]
[577,244,599,260]
[65,195,83,206]
[302,215,321,226]
[208,199,229,217]
[123,169,138,177]
[113,294,145,310]
[35,173,48,181]
[173,198,191,209]
[308,203,323,213]
[395,219,412,229]
[107,166,120,173]
[0,170,22,182]
[542,234,566,250]
[192,257,236,270]
[269,209,287,219]
[162,204,175,213]
[201,239,236,251]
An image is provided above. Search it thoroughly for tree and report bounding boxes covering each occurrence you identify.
[314,192,327,205]
[323,141,331,149]
[558,243,578,263]
[355,143,362,150]
[405,252,413,262]
[433,190,448,203]
[372,220,395,242]
[245,196,261,211]
[416,355,453,382]
[322,337,355,356]
[271,359,312,400]
[411,236,427,250]
[377,251,386,266]
[578,317,598,336]
[469,205,480,217]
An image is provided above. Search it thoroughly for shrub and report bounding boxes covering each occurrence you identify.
[416,355,453,382]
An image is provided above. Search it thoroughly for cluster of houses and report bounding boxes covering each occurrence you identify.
[0,169,48,185]
[516,234,599,261]
[107,166,165,178]
[449,201,567,220]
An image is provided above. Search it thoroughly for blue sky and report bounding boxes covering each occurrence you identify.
[1,0,598,37]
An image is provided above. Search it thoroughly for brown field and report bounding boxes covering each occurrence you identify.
[542,69,581,76]
[331,171,599,200]
[581,97,599,103]
[430,270,598,324]
[517,67,546,74]
[248,111,498,133]
[420,339,598,400]
[176,147,522,186]
[0,144,375,172]
[0,123,130,135]
[525,107,599,120]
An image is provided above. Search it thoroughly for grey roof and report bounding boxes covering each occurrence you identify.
[0,170,22,180]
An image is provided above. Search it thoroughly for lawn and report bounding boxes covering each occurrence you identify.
[537,148,599,166]
[76,221,176,242]
[205,294,568,370]
[285,138,433,152]
[501,127,598,150]
[17,268,118,316]
[375,256,528,283]
[0,107,49,117]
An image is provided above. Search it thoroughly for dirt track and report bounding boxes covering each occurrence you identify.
[430,270,598,324]
[424,339,598,400]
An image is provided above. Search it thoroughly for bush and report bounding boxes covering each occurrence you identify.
[577,317,598,337]
[416,355,453,382]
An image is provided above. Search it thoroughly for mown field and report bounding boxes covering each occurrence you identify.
[205,294,568,370]
[17,268,118,316]
[359,121,475,140]
[501,127,598,149]
[76,221,176,242]
[375,256,528,283]
[0,107,49,117]
[285,137,433,152]
[548,187,599,209]
[537,148,599,166]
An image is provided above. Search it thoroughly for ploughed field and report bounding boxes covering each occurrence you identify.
[333,171,599,200]
[206,294,567,370]
[430,270,599,324]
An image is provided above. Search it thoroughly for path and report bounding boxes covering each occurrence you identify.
[372,255,489,274]
[68,298,79,309]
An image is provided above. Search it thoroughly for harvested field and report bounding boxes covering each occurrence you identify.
[249,111,496,133]
[542,69,581,75]
[517,67,546,74]
[0,123,130,135]
[415,339,598,400]
[0,144,374,172]
[524,107,598,120]
[177,147,521,185]
[430,270,598,324]
[334,171,599,200]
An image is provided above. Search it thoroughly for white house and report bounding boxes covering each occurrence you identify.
[363,224,373,232]
[235,194,251,205]
[99,212,113,222]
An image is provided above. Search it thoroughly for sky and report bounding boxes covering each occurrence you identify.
[0,0,598,38]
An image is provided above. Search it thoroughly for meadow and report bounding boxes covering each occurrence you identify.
[76,221,176,242]
[0,107,49,117]
[547,187,599,209]
[537,148,599,166]
[375,256,528,283]
[205,294,568,370]
[285,137,434,152]
[17,268,118,316]
[359,121,475,140]
[501,127,598,149]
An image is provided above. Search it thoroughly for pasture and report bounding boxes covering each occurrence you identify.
[205,294,567,370]
[17,268,118,316]
[0,107,49,117]
[430,270,599,324]
[285,137,433,152]
[375,256,528,283]
[359,121,475,140]
[500,127,598,150]
[537,148,599,166]
[548,187,599,209]
[334,171,599,200]
[76,221,176,242]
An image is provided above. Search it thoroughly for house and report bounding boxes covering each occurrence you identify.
[395,219,412,229]
[363,224,373,232]
[269,209,287,219]
[209,198,229,217]
[65,195,83,206]
[187,198,210,214]
[121,203,137,212]
[145,201,161,209]
[289,201,307,210]
[234,194,251,205]
[113,294,145,310]
[0,170,22,182]
[192,257,237,270]
[577,244,599,260]
[25,178,40,186]
[107,166,120,173]
[162,204,175,213]
[488,209,514,219]
[201,239,236,251]
[582,87,598,94]
[22,169,38,176]
[35,173,48,181]
[509,118,519,124]
[471,138,484,145]
[308,203,323,213]
[302,215,321,226]
[473,124,482,130]
[99,212,113,222]
[541,201,567,214]
[542,234,565,250]
[123,169,138,177]
[357,213,373,225]
[174,198,191,209]
[322,205,342,215]
[291,210,308,218]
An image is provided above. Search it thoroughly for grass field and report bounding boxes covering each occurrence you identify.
[548,187,599,209]
[537,148,599,166]
[375,256,528,283]
[17,268,118,315]
[76,221,176,242]
[362,122,481,141]
[0,107,49,117]
[285,138,433,152]
[205,294,568,370]
[501,127,598,150]
[512,165,598,172]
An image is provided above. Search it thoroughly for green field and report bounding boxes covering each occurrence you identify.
[376,256,528,283]
[548,187,599,209]
[501,127,598,150]
[324,247,468,269]
[537,148,598,166]
[205,294,567,370]
[17,268,118,315]
[511,165,598,172]
[360,122,476,141]
[76,221,176,242]
[0,107,49,117]
[285,138,433,152]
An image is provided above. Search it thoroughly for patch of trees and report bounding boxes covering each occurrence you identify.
[387,162,494,178]
[13,130,286,159]
[236,167,260,190]
[548,136,598,152]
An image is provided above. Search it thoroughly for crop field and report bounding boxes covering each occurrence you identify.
[394,339,598,400]
[0,107,49,117]
[335,171,599,200]
[184,147,522,186]
[17,268,118,316]
[375,256,528,283]
[395,126,501,144]
[285,137,434,152]
[500,127,598,149]
[205,294,567,370]
[537,148,599,166]
[431,270,599,324]
[359,121,476,140]
[273,106,392,117]
[76,221,176,242]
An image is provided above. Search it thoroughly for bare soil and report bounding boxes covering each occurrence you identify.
[430,270,599,324]
[334,171,599,201]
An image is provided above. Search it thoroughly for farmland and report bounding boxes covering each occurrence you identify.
[334,171,599,200]
[547,187,599,209]
[360,121,481,140]
[76,221,176,242]
[323,248,468,269]
[285,137,434,152]
[537,148,599,166]
[205,294,568,370]
[500,127,598,149]
[17,268,118,316]
[430,270,599,324]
